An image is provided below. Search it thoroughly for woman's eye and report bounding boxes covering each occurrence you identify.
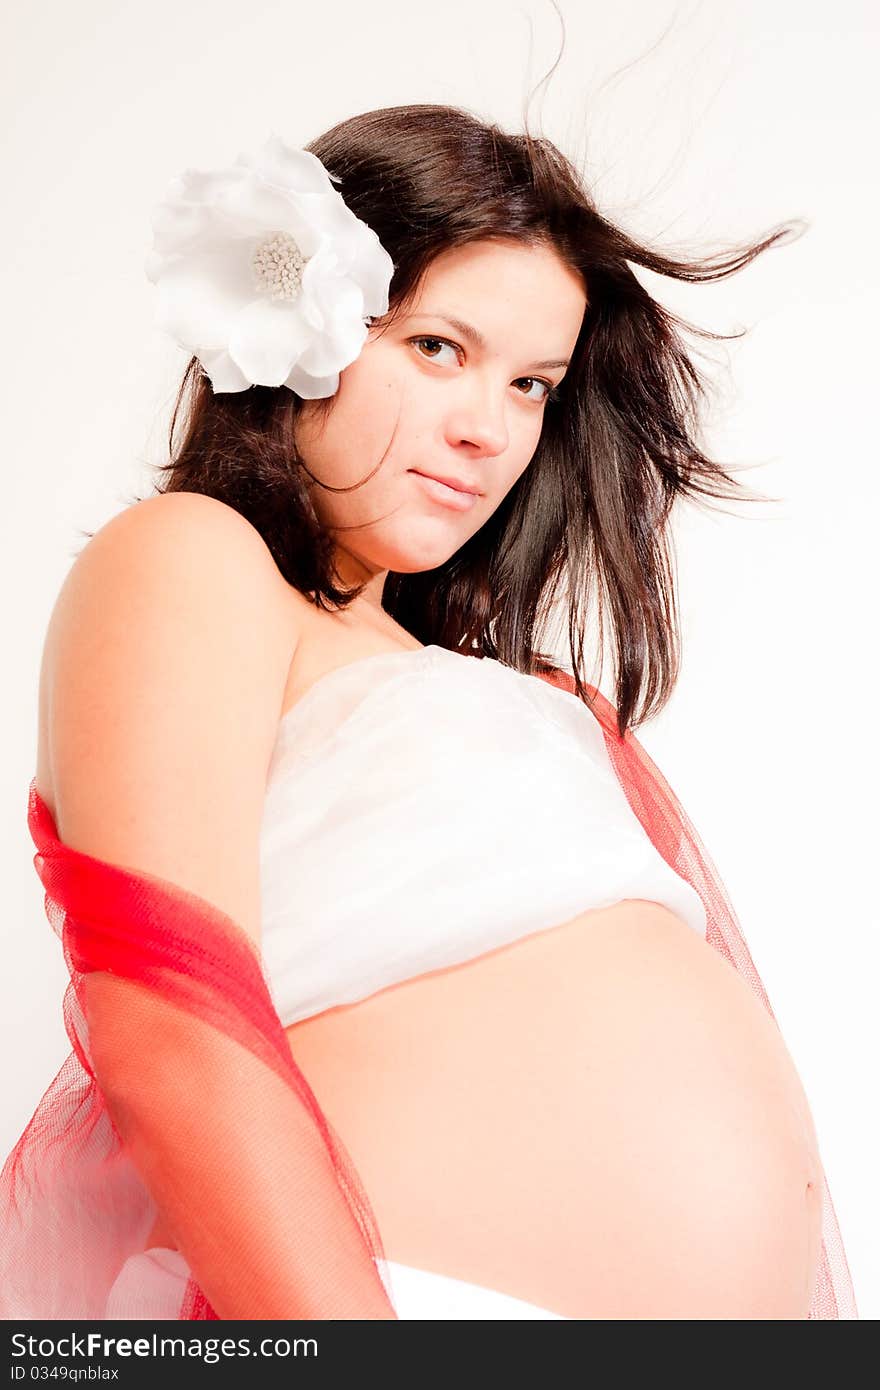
[516,377,556,404]
[410,337,560,406]
[411,336,459,366]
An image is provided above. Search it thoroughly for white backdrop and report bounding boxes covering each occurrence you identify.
[2,0,877,1318]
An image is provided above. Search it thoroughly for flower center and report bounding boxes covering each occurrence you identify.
[252,230,306,302]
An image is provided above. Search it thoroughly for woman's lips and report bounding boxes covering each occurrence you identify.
[409,471,480,512]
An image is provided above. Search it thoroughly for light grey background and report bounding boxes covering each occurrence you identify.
[2,0,877,1316]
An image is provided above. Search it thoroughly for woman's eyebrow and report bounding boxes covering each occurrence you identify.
[410,311,571,371]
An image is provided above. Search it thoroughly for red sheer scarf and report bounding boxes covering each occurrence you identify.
[0,665,858,1319]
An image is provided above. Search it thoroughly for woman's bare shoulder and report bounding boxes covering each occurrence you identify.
[42,492,306,709]
[35,492,305,946]
[78,493,289,579]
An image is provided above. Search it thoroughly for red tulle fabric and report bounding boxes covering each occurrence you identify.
[0,665,858,1320]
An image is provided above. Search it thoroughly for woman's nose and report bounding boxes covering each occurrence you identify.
[445,383,509,457]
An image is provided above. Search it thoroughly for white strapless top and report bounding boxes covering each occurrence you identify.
[259,645,707,1027]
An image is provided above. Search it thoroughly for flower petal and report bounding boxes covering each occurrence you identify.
[148,198,221,264]
[297,277,367,376]
[207,173,324,258]
[153,245,256,351]
[307,194,363,271]
[237,137,335,196]
[227,298,312,388]
[348,226,395,317]
[197,348,251,393]
[297,242,343,332]
[150,169,254,256]
[283,363,340,399]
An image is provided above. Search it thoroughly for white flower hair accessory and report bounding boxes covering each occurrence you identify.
[144,134,395,398]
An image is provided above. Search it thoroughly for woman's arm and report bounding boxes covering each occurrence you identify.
[85,970,395,1319]
[44,492,395,1318]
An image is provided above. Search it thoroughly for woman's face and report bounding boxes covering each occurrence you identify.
[293,237,588,597]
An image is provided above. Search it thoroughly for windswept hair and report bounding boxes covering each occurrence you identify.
[145,103,800,735]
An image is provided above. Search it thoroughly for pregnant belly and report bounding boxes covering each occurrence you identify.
[282,897,702,1319]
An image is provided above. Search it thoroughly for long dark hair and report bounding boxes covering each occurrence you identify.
[142,103,801,735]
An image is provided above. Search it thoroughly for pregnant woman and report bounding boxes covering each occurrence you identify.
[1,104,857,1319]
